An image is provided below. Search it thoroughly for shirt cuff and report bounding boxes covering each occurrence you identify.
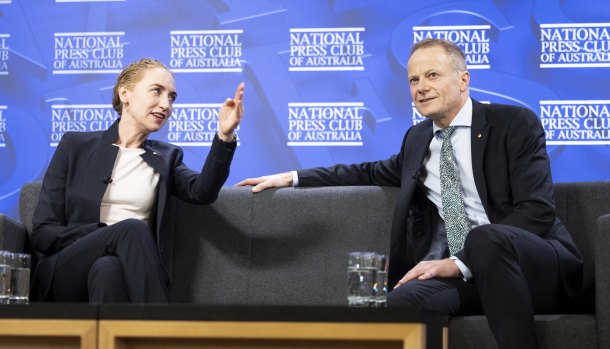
[450,256,473,282]
[291,171,299,187]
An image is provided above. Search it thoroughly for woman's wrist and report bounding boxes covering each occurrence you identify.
[217,132,237,144]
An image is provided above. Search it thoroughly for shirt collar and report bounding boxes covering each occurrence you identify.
[432,97,473,135]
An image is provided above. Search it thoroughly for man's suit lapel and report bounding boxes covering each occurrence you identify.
[388,121,433,286]
[470,99,489,211]
[403,120,434,186]
[394,120,433,232]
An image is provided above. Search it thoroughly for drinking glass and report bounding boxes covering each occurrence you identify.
[372,253,388,307]
[347,252,381,307]
[9,253,31,304]
[0,250,12,304]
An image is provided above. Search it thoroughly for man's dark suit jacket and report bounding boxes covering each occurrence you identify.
[298,99,583,303]
[31,119,236,300]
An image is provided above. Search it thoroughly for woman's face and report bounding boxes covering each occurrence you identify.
[119,67,177,134]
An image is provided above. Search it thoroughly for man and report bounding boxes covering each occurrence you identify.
[237,38,583,349]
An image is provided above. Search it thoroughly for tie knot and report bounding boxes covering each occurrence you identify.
[440,126,456,140]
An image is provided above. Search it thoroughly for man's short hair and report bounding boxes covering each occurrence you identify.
[409,38,467,72]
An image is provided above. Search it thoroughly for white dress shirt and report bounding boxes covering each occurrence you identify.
[421,98,490,279]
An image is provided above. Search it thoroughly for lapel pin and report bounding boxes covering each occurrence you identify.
[477,133,482,139]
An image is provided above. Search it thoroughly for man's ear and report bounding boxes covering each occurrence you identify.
[460,71,470,92]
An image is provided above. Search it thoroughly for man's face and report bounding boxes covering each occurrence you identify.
[407,46,469,127]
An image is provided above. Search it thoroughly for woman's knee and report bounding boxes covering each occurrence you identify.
[87,256,129,303]
[88,256,123,284]
[115,218,150,231]
[114,218,154,241]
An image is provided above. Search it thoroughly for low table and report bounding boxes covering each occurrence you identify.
[0,304,448,349]
[0,303,97,349]
[100,304,447,349]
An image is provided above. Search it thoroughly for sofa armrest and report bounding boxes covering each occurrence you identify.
[596,213,610,349]
[0,214,27,253]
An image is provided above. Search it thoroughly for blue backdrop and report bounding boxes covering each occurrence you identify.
[1,0,609,220]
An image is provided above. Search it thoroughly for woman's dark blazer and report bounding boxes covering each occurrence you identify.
[31,119,236,300]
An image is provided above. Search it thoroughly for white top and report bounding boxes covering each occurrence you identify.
[100,146,160,226]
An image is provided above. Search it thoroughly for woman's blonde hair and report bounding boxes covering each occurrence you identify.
[112,58,172,115]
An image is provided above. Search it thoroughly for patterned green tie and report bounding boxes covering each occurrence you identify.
[440,126,470,255]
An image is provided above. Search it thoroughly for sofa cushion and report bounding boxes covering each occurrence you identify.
[19,182,41,235]
[168,186,398,305]
[449,314,598,349]
[0,215,26,252]
[553,181,610,311]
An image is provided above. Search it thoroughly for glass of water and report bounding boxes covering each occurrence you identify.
[371,253,388,307]
[10,253,31,304]
[347,252,378,307]
[0,250,13,304]
[347,252,388,307]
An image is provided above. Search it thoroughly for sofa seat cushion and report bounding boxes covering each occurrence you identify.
[448,314,597,349]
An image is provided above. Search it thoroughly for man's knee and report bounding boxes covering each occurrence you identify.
[387,280,461,315]
[465,225,513,252]
[387,286,418,307]
[387,280,432,308]
[464,224,518,271]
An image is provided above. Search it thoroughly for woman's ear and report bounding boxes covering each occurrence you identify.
[119,85,129,104]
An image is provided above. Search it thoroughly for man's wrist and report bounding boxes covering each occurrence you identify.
[290,171,299,187]
[449,256,472,281]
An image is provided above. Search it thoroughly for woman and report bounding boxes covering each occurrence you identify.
[31,58,244,303]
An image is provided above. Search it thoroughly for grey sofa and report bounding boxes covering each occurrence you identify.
[1,181,609,349]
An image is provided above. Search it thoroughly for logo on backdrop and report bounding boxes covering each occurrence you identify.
[53,32,125,74]
[286,102,364,146]
[411,103,426,126]
[0,105,6,147]
[540,23,610,68]
[50,105,118,146]
[289,27,365,71]
[0,34,9,75]
[50,104,237,147]
[169,30,243,73]
[540,100,610,144]
[55,0,125,2]
[413,25,491,69]
[166,103,238,146]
